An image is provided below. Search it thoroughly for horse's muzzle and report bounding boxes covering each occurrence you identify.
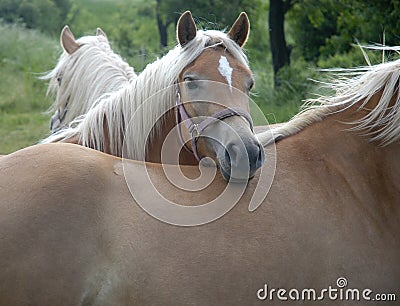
[219,138,265,182]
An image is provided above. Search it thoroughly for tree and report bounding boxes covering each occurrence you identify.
[269,0,293,87]
[154,0,260,48]
[155,0,181,48]
[288,0,400,63]
[0,0,71,35]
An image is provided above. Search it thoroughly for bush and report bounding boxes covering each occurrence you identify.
[250,57,321,123]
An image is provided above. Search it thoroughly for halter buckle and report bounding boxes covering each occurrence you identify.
[190,123,199,138]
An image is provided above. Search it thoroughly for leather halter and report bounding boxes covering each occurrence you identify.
[175,85,254,161]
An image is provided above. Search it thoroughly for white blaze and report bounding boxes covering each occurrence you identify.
[218,55,233,90]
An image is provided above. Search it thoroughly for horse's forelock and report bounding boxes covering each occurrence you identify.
[189,30,249,67]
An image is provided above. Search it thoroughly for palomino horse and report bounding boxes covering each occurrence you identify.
[41,11,264,182]
[0,52,399,305]
[43,26,136,133]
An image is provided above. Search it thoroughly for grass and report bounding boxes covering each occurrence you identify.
[0,113,49,154]
[0,23,57,154]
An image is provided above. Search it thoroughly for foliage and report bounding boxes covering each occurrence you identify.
[0,0,71,35]
[288,0,400,62]
[253,57,321,123]
[109,1,161,70]
[156,0,260,30]
[153,0,266,48]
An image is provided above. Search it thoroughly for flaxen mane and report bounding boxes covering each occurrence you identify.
[258,50,400,147]
[41,30,248,160]
[42,33,136,132]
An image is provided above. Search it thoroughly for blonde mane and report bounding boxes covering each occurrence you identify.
[41,30,249,160]
[258,55,400,147]
[42,33,136,132]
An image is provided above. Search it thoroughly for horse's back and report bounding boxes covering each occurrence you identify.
[0,143,399,305]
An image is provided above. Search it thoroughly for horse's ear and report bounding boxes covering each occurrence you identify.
[61,25,79,54]
[227,12,250,48]
[96,27,108,40]
[177,11,197,47]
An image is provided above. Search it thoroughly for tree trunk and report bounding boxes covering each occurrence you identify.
[269,0,291,87]
[156,0,168,48]
[156,13,168,48]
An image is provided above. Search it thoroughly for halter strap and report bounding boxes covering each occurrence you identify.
[175,85,254,161]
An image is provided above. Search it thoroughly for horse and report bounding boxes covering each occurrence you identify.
[42,26,136,133]
[41,11,265,182]
[0,50,399,305]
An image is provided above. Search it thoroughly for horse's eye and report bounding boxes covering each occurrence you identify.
[248,80,254,91]
[57,77,62,85]
[184,76,198,89]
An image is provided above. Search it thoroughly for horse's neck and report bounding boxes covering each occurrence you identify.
[285,101,400,204]
[275,108,399,239]
[59,135,80,146]
[302,95,395,154]
[61,119,113,155]
[145,109,198,165]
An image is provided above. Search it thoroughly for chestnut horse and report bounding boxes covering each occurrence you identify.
[41,11,264,182]
[43,26,136,133]
[0,54,399,305]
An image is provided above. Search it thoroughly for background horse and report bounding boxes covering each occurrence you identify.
[0,52,399,305]
[41,11,264,182]
[42,26,136,133]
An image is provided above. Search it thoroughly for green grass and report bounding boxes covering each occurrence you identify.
[0,23,57,154]
[0,113,49,154]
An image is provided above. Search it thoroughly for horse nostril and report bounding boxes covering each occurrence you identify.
[224,148,231,165]
[222,141,263,179]
[225,143,239,168]
[256,142,265,169]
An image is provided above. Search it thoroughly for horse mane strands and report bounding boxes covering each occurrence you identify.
[41,33,136,131]
[41,29,249,160]
[258,47,400,147]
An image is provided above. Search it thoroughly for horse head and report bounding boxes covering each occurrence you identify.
[45,26,135,133]
[175,11,264,182]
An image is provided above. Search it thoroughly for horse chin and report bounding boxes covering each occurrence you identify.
[219,166,231,182]
[219,165,253,183]
[216,151,255,183]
